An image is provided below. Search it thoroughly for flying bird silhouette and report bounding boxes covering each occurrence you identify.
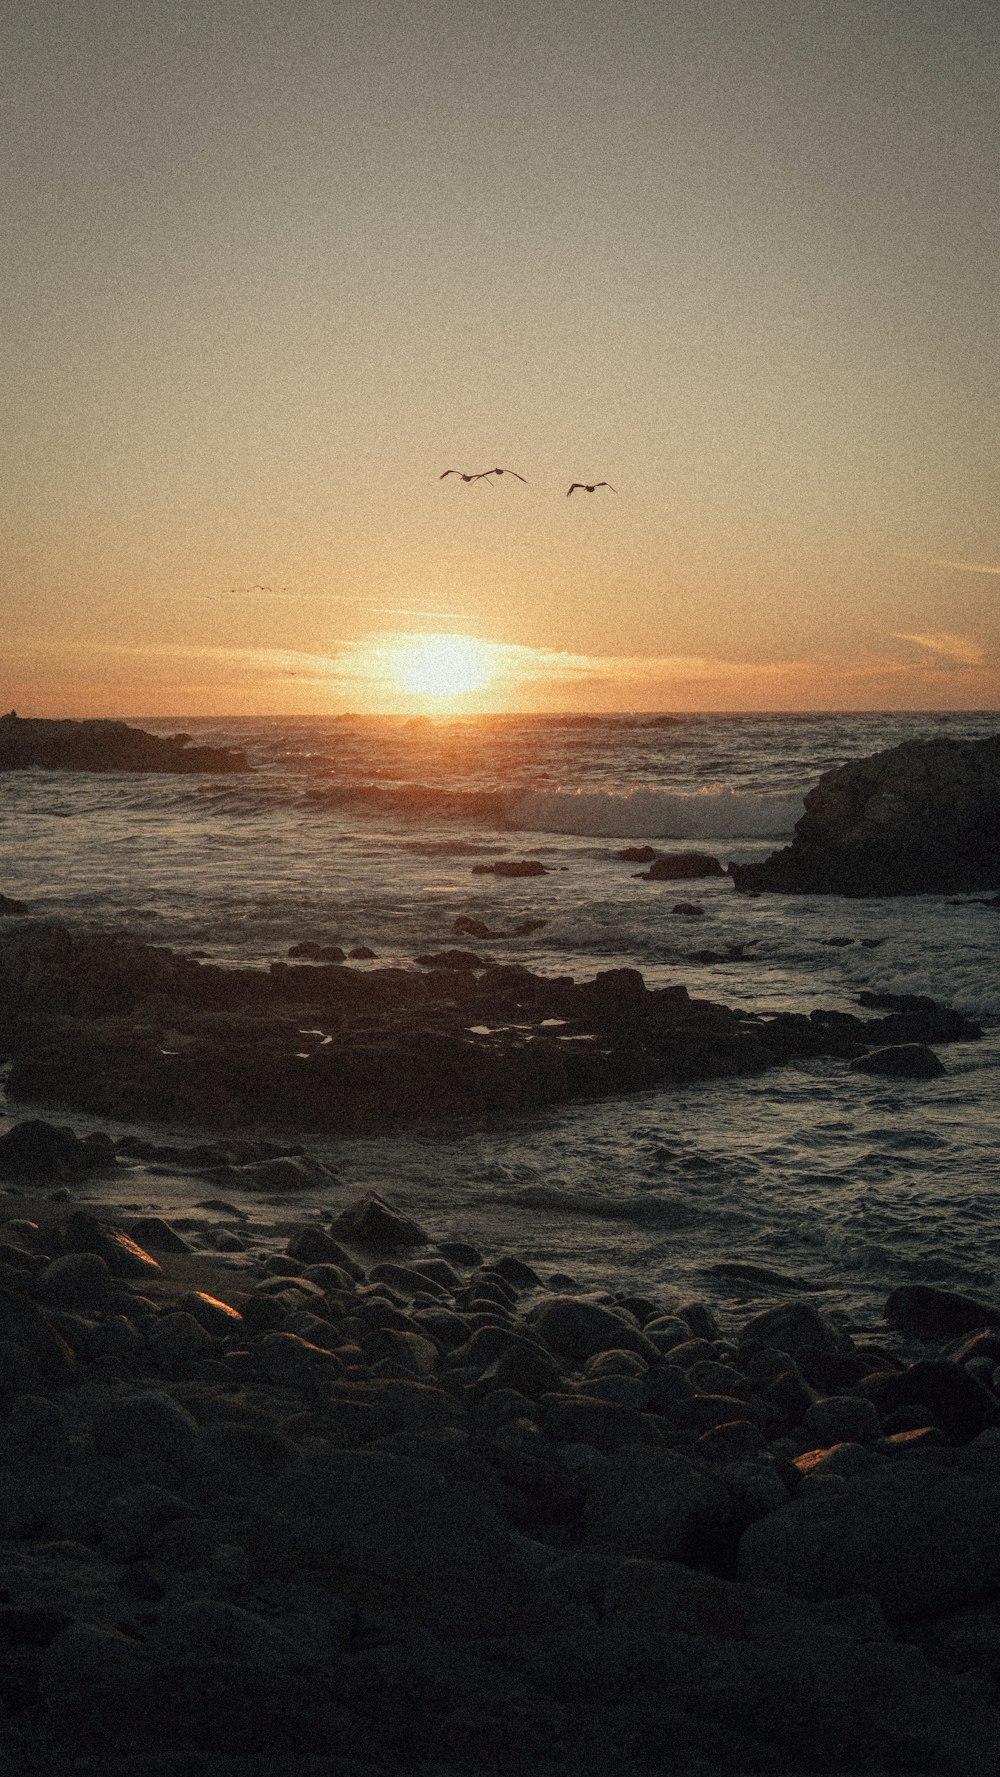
[479,467,527,483]
[567,482,616,496]
[439,469,492,484]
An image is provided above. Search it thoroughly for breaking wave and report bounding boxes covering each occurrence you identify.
[505,784,804,840]
[302,779,805,839]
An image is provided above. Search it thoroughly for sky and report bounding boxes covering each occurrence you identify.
[3,0,999,716]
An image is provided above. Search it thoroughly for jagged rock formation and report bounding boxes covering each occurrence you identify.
[0,920,980,1134]
[0,714,248,774]
[731,734,1000,895]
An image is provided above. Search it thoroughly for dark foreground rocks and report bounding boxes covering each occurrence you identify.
[0,921,981,1135]
[2,1201,1000,1774]
[731,731,1000,894]
[0,713,248,775]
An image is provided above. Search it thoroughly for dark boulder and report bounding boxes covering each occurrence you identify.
[850,1044,945,1079]
[885,1284,1000,1339]
[730,733,1000,895]
[638,852,725,881]
[0,1120,116,1179]
[0,894,28,916]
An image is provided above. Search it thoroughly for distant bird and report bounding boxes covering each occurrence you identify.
[439,469,492,484]
[567,482,616,496]
[478,467,527,483]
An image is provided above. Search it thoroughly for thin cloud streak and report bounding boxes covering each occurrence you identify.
[892,632,987,667]
[897,552,1000,577]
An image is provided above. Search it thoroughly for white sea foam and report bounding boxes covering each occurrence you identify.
[504,784,805,840]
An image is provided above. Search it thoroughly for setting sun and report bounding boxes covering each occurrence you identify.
[388,634,498,700]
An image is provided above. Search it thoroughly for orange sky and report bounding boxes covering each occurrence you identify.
[4,2,999,717]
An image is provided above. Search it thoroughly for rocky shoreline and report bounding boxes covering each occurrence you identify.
[0,920,982,1136]
[2,1174,1000,1773]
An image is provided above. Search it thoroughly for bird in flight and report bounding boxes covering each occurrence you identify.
[478,467,527,483]
[567,481,616,496]
[439,469,492,484]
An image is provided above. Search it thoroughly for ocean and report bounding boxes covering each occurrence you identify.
[2,708,999,1338]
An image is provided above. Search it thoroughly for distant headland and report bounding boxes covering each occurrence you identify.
[0,714,249,774]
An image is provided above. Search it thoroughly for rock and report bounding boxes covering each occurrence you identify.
[414,949,485,970]
[250,1446,535,1635]
[348,945,377,959]
[287,941,346,961]
[91,1390,200,1478]
[62,1212,161,1279]
[738,1460,1000,1628]
[0,893,29,915]
[850,1043,945,1078]
[670,901,705,915]
[34,1251,114,1312]
[885,1282,1000,1338]
[126,1216,193,1254]
[0,1120,116,1179]
[471,859,548,876]
[801,1395,882,1446]
[638,852,725,880]
[329,1194,428,1252]
[583,1445,732,1562]
[454,916,504,939]
[730,732,1000,895]
[858,1360,999,1443]
[529,1296,658,1363]
[0,713,248,774]
[614,846,658,862]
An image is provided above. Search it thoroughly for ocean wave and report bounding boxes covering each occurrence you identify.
[299,779,804,838]
[505,785,805,840]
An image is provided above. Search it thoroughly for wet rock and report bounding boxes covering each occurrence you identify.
[614,845,658,862]
[34,1251,114,1313]
[730,732,1000,895]
[329,1193,429,1252]
[0,893,29,915]
[287,941,346,961]
[670,901,705,915]
[471,859,548,876]
[62,1211,160,1280]
[850,1043,945,1078]
[414,949,485,969]
[638,852,725,880]
[738,1459,1000,1628]
[126,1215,193,1254]
[885,1282,1000,1338]
[0,1120,116,1179]
[858,1359,999,1444]
[529,1296,658,1363]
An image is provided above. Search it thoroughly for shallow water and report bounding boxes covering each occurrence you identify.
[2,709,998,1333]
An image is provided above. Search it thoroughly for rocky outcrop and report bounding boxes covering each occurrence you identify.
[730,734,1000,895]
[0,920,982,1135]
[0,714,248,774]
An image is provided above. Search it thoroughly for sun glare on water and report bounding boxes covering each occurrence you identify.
[389,634,498,700]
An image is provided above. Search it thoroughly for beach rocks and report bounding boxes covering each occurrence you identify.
[5,1198,1000,1772]
[730,731,1000,894]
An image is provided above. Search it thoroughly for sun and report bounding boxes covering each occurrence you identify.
[389,634,497,700]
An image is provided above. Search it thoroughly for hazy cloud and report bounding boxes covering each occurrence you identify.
[892,632,987,667]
